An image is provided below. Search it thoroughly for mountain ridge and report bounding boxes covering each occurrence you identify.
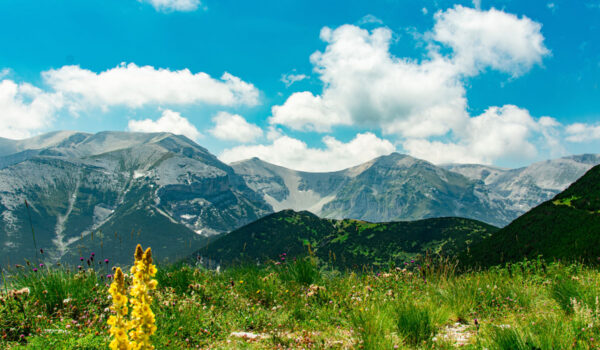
[460,163,600,267]
[231,152,600,227]
[194,209,499,269]
[2,130,598,266]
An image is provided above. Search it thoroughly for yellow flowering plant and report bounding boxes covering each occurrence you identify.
[107,267,131,350]
[129,245,158,349]
[107,244,158,350]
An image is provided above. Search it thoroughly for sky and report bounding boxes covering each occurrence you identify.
[0,0,599,171]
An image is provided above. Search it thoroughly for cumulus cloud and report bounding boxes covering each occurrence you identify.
[139,0,201,12]
[128,109,202,141]
[43,63,259,111]
[280,73,308,87]
[219,132,395,172]
[269,5,551,165]
[271,6,548,136]
[0,79,63,139]
[209,112,263,143]
[270,25,469,136]
[403,105,561,164]
[432,5,550,76]
[565,123,600,142]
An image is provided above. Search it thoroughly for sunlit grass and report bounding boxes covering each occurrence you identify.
[1,257,599,349]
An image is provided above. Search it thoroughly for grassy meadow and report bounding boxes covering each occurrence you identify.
[1,255,600,349]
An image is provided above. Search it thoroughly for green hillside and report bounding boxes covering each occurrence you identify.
[194,210,498,268]
[461,164,600,267]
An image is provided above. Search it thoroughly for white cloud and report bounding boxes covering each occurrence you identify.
[127,109,202,141]
[139,0,201,12]
[209,112,263,143]
[280,73,308,87]
[0,79,63,139]
[271,6,548,136]
[565,123,600,142]
[220,132,395,172]
[358,14,383,25]
[42,63,259,111]
[432,5,549,76]
[270,25,467,136]
[422,7,429,15]
[270,91,352,132]
[270,6,551,165]
[0,68,10,79]
[403,105,560,164]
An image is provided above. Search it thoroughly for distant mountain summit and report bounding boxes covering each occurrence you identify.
[0,131,271,265]
[232,152,600,227]
[445,154,600,214]
[461,164,600,267]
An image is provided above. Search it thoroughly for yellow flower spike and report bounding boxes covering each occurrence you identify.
[108,268,132,350]
[128,246,158,350]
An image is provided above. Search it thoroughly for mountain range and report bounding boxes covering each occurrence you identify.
[232,153,600,227]
[0,130,598,265]
[0,131,270,265]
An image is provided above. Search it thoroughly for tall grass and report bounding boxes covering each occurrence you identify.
[12,267,104,314]
[350,303,394,349]
[2,258,600,349]
[394,301,435,345]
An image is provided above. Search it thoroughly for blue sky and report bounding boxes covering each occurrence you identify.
[0,0,598,171]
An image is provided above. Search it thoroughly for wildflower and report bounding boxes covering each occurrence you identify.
[8,287,30,299]
[78,265,83,270]
[91,252,95,256]
[107,267,131,350]
[33,268,38,272]
[128,245,158,349]
[105,259,110,264]
[80,257,84,261]
[107,274,113,279]
[39,263,44,268]
[40,248,44,254]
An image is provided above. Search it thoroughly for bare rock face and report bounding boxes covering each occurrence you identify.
[445,154,600,214]
[233,153,600,228]
[0,131,272,265]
